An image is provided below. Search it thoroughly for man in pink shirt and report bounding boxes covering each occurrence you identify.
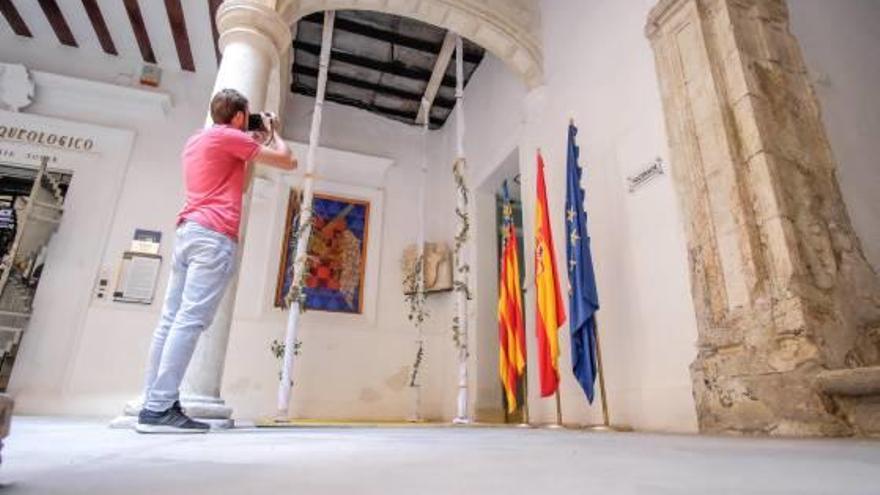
[137,89,296,433]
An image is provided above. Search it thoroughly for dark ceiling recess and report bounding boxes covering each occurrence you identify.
[292,11,485,129]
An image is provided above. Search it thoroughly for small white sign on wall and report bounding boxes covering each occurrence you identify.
[627,157,665,193]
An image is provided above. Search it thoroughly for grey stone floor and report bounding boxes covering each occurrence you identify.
[1,417,879,494]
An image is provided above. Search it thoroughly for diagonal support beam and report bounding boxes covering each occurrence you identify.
[416,31,456,125]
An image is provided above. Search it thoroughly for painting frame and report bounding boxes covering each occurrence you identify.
[274,190,371,314]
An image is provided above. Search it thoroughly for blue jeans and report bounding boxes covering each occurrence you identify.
[142,221,237,412]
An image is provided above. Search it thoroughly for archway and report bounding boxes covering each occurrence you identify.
[165,0,544,426]
[271,2,544,423]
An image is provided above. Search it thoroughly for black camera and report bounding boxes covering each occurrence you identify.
[247,113,267,132]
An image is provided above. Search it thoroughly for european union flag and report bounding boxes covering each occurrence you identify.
[565,123,600,403]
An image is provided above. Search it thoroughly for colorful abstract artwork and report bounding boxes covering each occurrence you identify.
[275,192,370,314]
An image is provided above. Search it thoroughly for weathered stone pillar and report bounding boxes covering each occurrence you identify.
[180,0,292,426]
[646,0,880,436]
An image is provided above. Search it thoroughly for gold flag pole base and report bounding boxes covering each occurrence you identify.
[542,389,565,429]
[582,423,632,432]
[579,319,633,432]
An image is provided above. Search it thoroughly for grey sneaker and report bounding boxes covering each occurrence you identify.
[136,401,210,434]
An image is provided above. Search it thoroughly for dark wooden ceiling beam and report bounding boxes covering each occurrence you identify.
[294,40,458,88]
[164,0,195,71]
[292,63,455,109]
[208,0,222,63]
[292,81,445,128]
[81,0,116,55]
[301,12,484,65]
[37,0,77,47]
[0,0,32,37]
[123,0,157,64]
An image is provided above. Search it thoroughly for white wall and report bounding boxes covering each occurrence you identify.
[221,93,460,421]
[789,0,880,272]
[435,0,701,432]
[1,0,704,432]
[0,35,217,414]
[0,35,461,421]
[532,0,697,433]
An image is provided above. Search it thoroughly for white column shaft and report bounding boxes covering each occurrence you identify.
[276,11,336,418]
[453,36,470,423]
[181,32,274,407]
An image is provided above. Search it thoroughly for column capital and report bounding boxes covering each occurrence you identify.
[217,0,292,58]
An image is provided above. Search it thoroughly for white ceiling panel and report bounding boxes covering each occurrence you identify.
[94,0,143,62]
[181,0,219,74]
[137,0,180,70]
[0,14,13,37]
[55,0,102,53]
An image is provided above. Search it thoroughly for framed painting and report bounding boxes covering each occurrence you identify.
[275,191,370,314]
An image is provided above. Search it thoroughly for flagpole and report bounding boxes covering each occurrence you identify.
[553,389,563,427]
[519,366,531,427]
[584,318,631,433]
[594,319,610,427]
[508,185,530,428]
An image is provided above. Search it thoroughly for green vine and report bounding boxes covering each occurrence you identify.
[409,342,424,387]
[271,339,302,359]
[271,338,302,384]
[451,158,472,356]
[272,188,312,380]
[403,251,429,388]
[282,189,314,312]
[402,253,429,325]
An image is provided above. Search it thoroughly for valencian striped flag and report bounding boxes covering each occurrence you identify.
[534,151,566,397]
[565,123,600,403]
[497,182,526,413]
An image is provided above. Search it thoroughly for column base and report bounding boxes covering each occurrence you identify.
[109,395,235,430]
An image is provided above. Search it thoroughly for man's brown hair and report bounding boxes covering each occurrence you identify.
[210,88,248,124]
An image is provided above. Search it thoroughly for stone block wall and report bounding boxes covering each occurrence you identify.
[647,0,880,436]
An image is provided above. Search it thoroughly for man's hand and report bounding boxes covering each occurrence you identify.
[253,114,296,171]
[248,113,277,145]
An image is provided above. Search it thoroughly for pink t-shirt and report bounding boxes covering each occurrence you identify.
[177,125,260,240]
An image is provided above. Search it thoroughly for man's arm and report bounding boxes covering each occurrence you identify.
[253,130,297,171]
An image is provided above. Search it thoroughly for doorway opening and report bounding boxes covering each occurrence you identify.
[0,160,71,391]
[495,173,525,423]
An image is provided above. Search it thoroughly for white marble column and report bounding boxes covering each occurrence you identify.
[111,0,291,429]
[180,0,292,427]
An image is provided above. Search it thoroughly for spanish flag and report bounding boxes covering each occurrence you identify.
[498,183,526,413]
[535,151,566,397]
